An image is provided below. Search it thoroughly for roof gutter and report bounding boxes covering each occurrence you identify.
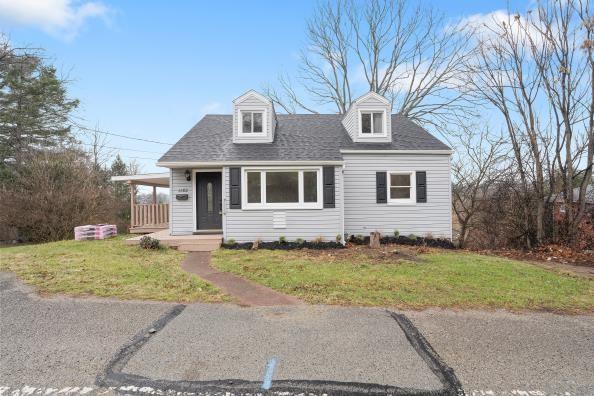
[340,149,453,155]
[157,160,345,168]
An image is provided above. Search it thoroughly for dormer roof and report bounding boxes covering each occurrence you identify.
[233,89,271,105]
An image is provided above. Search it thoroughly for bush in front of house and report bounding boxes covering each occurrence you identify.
[139,235,161,250]
[221,238,344,250]
[348,234,455,249]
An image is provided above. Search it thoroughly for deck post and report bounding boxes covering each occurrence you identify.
[130,182,135,227]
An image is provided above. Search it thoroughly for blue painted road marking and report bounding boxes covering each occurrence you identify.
[261,357,277,390]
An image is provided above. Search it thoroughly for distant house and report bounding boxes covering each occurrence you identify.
[115,90,453,244]
[549,184,594,221]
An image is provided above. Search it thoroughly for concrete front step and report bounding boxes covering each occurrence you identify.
[178,243,221,252]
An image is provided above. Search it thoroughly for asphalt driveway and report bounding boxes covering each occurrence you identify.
[1,271,593,395]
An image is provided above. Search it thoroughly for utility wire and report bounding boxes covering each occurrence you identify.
[78,142,165,155]
[76,125,174,146]
[125,156,160,161]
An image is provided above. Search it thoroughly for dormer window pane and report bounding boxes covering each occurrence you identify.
[253,112,263,132]
[242,112,252,133]
[361,113,372,134]
[373,112,383,134]
[360,111,384,135]
[241,111,264,134]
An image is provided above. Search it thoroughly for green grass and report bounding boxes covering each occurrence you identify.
[212,248,594,312]
[0,236,230,303]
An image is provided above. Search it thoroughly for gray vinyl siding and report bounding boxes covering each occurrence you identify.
[342,107,357,141]
[341,94,391,143]
[233,94,275,143]
[170,168,194,235]
[343,153,452,239]
[223,166,343,243]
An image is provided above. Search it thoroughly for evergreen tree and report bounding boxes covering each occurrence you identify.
[0,39,79,181]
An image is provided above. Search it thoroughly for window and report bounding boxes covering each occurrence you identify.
[240,111,264,134]
[207,182,213,212]
[388,171,415,204]
[243,168,322,209]
[360,111,385,135]
[247,172,261,203]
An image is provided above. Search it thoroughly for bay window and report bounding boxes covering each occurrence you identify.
[243,168,322,209]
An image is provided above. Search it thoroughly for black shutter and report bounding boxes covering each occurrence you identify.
[229,167,241,209]
[323,166,335,208]
[416,171,427,203]
[376,172,387,203]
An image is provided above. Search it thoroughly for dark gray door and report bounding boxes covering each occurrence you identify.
[196,172,222,230]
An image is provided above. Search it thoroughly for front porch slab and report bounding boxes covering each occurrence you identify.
[126,230,222,252]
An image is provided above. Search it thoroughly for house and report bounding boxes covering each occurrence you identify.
[147,90,453,244]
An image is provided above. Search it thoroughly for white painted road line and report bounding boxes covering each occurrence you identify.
[261,357,278,390]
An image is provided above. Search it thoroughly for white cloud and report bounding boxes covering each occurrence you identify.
[0,0,110,40]
[456,9,547,47]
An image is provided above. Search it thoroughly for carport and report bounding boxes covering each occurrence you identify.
[111,172,170,234]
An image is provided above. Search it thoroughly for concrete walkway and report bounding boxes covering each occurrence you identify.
[181,252,301,306]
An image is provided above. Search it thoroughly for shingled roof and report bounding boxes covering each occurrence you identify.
[158,113,450,164]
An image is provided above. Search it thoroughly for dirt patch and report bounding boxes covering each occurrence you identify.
[280,243,433,264]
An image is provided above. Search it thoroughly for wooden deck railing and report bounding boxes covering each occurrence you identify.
[132,203,169,227]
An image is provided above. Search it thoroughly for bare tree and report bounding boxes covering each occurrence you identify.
[86,123,114,170]
[465,11,557,247]
[574,0,594,238]
[265,0,476,133]
[452,126,507,247]
[465,1,593,247]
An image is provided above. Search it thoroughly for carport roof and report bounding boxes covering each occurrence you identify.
[110,172,169,187]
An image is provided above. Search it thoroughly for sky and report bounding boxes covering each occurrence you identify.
[0,0,529,174]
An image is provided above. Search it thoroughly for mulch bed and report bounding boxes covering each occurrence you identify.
[221,240,344,250]
[349,235,455,249]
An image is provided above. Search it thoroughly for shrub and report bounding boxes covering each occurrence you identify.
[279,235,287,244]
[394,230,400,238]
[225,238,236,245]
[336,234,342,243]
[424,232,434,240]
[407,234,417,240]
[313,235,325,244]
[295,238,305,244]
[139,235,160,250]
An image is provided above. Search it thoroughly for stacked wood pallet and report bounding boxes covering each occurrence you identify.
[74,224,117,241]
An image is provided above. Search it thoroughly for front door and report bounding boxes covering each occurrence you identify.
[196,172,222,230]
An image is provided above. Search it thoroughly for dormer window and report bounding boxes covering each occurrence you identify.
[360,110,385,136]
[240,110,264,134]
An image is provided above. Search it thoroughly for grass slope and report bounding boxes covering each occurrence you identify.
[212,248,594,312]
[0,236,230,303]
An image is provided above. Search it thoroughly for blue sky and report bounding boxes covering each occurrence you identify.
[1,0,526,173]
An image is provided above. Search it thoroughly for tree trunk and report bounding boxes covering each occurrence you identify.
[369,232,381,249]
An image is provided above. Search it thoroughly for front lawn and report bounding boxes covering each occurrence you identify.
[0,236,230,303]
[212,246,594,312]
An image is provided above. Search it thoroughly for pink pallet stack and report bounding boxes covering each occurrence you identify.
[74,224,118,241]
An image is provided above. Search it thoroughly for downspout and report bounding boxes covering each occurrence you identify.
[341,162,346,245]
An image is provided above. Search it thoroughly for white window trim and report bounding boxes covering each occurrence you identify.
[358,108,387,137]
[387,170,416,205]
[238,109,267,136]
[242,167,323,210]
